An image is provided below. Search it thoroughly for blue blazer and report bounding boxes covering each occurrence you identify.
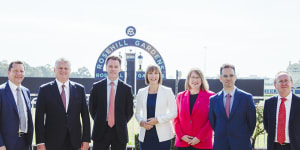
[263,94,300,150]
[0,82,33,149]
[209,88,256,150]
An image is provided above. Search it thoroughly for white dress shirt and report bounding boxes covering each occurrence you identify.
[8,80,28,133]
[275,92,292,143]
[106,78,118,120]
[56,79,70,112]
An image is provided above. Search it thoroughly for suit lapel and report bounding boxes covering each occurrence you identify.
[52,80,66,112]
[217,91,227,119]
[270,96,278,126]
[4,82,18,115]
[229,88,241,119]
[115,80,121,108]
[21,87,33,124]
[183,91,192,119]
[289,94,297,126]
[21,87,31,110]
[67,81,75,113]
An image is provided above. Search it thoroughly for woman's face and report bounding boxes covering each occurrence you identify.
[189,71,202,90]
[147,70,160,85]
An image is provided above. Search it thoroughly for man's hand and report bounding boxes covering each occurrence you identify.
[181,135,193,143]
[37,144,46,150]
[188,137,200,145]
[81,142,89,150]
[0,146,6,150]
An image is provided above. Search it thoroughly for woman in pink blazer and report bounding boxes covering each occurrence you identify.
[174,68,215,150]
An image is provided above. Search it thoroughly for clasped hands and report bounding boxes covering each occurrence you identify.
[140,117,158,130]
[181,135,200,145]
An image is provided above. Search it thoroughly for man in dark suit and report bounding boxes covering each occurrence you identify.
[263,71,300,150]
[209,63,256,150]
[89,55,134,150]
[0,61,33,150]
[35,58,90,150]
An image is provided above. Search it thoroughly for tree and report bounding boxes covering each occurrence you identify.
[251,101,266,149]
[70,67,92,78]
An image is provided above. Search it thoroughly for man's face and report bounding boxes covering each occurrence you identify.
[274,73,293,97]
[219,68,237,89]
[8,63,25,86]
[106,59,121,81]
[54,61,70,83]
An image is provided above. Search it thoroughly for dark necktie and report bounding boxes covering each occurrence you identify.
[16,87,27,132]
[277,97,287,144]
[61,84,66,110]
[225,94,231,118]
[108,82,115,127]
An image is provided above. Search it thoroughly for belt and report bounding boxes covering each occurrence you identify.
[18,132,26,137]
[275,142,290,146]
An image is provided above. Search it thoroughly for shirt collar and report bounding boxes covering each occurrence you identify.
[56,79,70,88]
[8,80,21,91]
[223,86,237,98]
[278,91,292,102]
[107,78,118,86]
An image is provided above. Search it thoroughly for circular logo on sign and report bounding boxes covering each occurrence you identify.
[126,26,136,37]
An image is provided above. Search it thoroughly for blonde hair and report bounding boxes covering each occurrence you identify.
[145,65,162,85]
[185,68,209,91]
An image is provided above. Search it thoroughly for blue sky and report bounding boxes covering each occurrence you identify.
[1,0,299,78]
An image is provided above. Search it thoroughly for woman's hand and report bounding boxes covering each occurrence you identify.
[140,121,153,130]
[181,135,193,143]
[146,117,158,125]
[188,137,200,145]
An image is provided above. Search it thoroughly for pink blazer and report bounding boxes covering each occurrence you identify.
[174,90,215,149]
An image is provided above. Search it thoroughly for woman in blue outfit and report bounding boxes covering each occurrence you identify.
[135,65,177,150]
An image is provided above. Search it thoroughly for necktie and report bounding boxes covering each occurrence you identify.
[108,82,115,127]
[225,94,231,118]
[61,84,66,110]
[16,87,27,132]
[277,97,287,145]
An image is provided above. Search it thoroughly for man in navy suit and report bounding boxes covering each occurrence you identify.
[89,55,134,150]
[0,61,33,150]
[263,71,300,150]
[35,58,90,150]
[209,63,256,150]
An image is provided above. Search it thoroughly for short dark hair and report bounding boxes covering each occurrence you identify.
[145,65,162,85]
[220,63,235,75]
[105,55,121,65]
[8,61,25,71]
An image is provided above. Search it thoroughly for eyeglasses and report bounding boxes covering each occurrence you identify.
[190,76,201,80]
[221,74,235,78]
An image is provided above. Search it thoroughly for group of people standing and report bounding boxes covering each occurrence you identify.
[0,55,299,150]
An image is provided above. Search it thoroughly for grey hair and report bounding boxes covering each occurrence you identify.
[55,57,71,69]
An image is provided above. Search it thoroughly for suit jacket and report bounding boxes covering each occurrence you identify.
[174,90,215,149]
[89,79,133,143]
[35,80,90,150]
[208,88,256,150]
[263,94,300,150]
[135,85,177,142]
[0,82,33,149]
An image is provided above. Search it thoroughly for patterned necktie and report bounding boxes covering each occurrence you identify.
[108,82,115,127]
[225,94,231,118]
[61,84,66,110]
[16,87,27,132]
[277,97,287,144]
